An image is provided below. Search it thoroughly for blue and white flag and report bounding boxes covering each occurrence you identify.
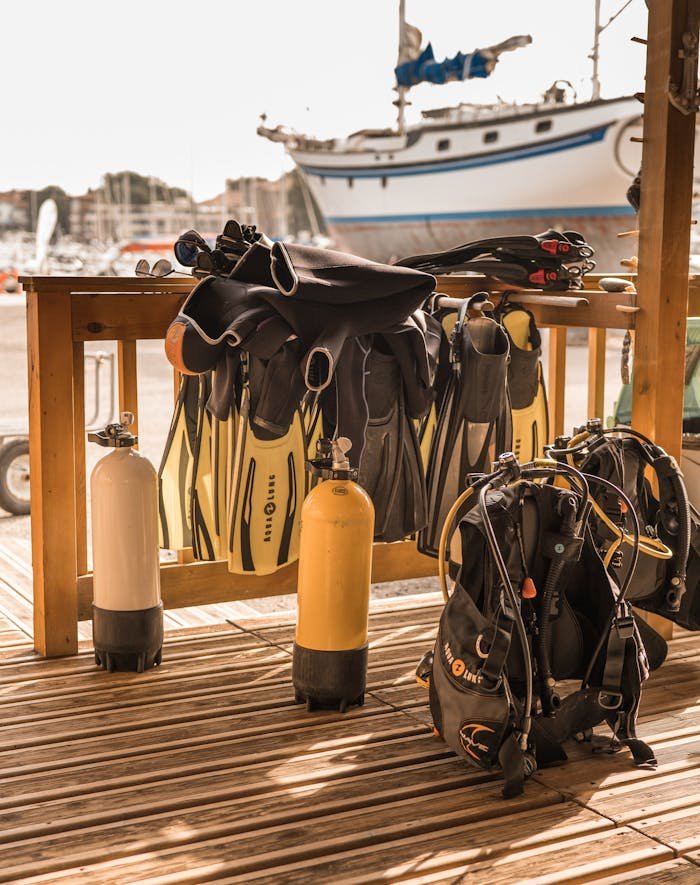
[395,34,532,88]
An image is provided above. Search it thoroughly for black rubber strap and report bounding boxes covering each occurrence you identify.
[480,609,514,686]
[498,732,526,799]
[599,604,635,709]
[623,737,657,767]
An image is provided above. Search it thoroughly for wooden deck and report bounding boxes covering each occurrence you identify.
[0,595,698,883]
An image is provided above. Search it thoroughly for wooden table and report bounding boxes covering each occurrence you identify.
[21,273,698,656]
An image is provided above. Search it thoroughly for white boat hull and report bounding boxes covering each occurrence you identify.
[287,98,650,269]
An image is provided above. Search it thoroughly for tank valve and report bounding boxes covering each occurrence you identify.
[88,412,138,448]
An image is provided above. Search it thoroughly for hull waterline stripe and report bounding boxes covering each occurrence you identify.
[300,125,610,179]
[326,205,636,225]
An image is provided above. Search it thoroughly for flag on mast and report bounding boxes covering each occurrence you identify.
[397,21,423,64]
[395,33,532,88]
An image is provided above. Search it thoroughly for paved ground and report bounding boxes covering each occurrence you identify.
[0,293,627,612]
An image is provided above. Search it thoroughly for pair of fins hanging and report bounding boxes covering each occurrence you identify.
[160,295,549,571]
[418,296,549,557]
[397,229,596,291]
[159,364,311,577]
[159,228,439,577]
[159,345,430,576]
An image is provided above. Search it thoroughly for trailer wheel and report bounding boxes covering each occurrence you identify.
[0,439,30,516]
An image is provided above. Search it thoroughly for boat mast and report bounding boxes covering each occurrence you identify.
[590,0,634,101]
[395,0,408,133]
[591,0,602,101]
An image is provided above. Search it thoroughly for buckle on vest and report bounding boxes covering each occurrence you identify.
[598,690,623,710]
[614,613,635,640]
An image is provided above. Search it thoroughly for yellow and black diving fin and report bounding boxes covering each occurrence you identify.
[227,362,307,576]
[158,373,199,550]
[211,397,235,560]
[191,372,232,561]
[498,303,549,461]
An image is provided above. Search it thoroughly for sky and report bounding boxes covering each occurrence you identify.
[3,1,648,201]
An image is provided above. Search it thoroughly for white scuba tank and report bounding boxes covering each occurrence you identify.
[89,412,163,672]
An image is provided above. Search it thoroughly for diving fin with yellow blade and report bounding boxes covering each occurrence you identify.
[228,360,307,576]
[158,373,198,551]
[498,302,549,461]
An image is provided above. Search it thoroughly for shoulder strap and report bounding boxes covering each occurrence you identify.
[622,432,692,611]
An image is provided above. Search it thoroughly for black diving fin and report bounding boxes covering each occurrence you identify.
[397,229,596,290]
[419,300,512,557]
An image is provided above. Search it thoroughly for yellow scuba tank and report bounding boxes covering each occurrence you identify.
[89,412,163,673]
[293,437,375,712]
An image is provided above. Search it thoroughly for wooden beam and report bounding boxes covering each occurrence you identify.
[436,278,635,330]
[633,0,699,461]
[26,287,79,655]
[633,0,699,641]
[72,342,88,575]
[72,292,186,341]
[117,340,139,439]
[587,328,607,421]
[19,275,196,293]
[547,328,568,439]
[76,541,438,620]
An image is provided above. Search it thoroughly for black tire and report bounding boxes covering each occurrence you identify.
[0,439,30,516]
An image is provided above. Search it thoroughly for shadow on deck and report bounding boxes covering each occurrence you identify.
[0,593,698,883]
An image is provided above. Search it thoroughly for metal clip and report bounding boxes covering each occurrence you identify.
[475,634,489,660]
[667,30,700,115]
[598,690,623,711]
[614,613,635,640]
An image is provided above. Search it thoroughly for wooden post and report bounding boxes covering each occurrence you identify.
[587,328,607,421]
[633,0,699,640]
[547,327,568,440]
[117,340,139,439]
[633,0,698,458]
[73,342,87,575]
[26,284,79,655]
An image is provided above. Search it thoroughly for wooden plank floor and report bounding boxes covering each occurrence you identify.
[0,593,698,884]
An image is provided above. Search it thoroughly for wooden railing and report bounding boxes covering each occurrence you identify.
[21,273,700,656]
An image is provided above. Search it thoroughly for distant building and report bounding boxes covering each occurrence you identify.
[198,178,288,238]
[0,191,29,229]
[69,193,196,243]
[68,176,287,243]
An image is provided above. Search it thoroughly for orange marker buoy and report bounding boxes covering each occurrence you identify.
[521,576,537,599]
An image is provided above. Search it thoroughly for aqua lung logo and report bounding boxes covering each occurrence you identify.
[459,723,495,762]
[263,474,276,542]
[443,641,482,684]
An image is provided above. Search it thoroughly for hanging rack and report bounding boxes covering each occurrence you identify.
[434,290,590,311]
